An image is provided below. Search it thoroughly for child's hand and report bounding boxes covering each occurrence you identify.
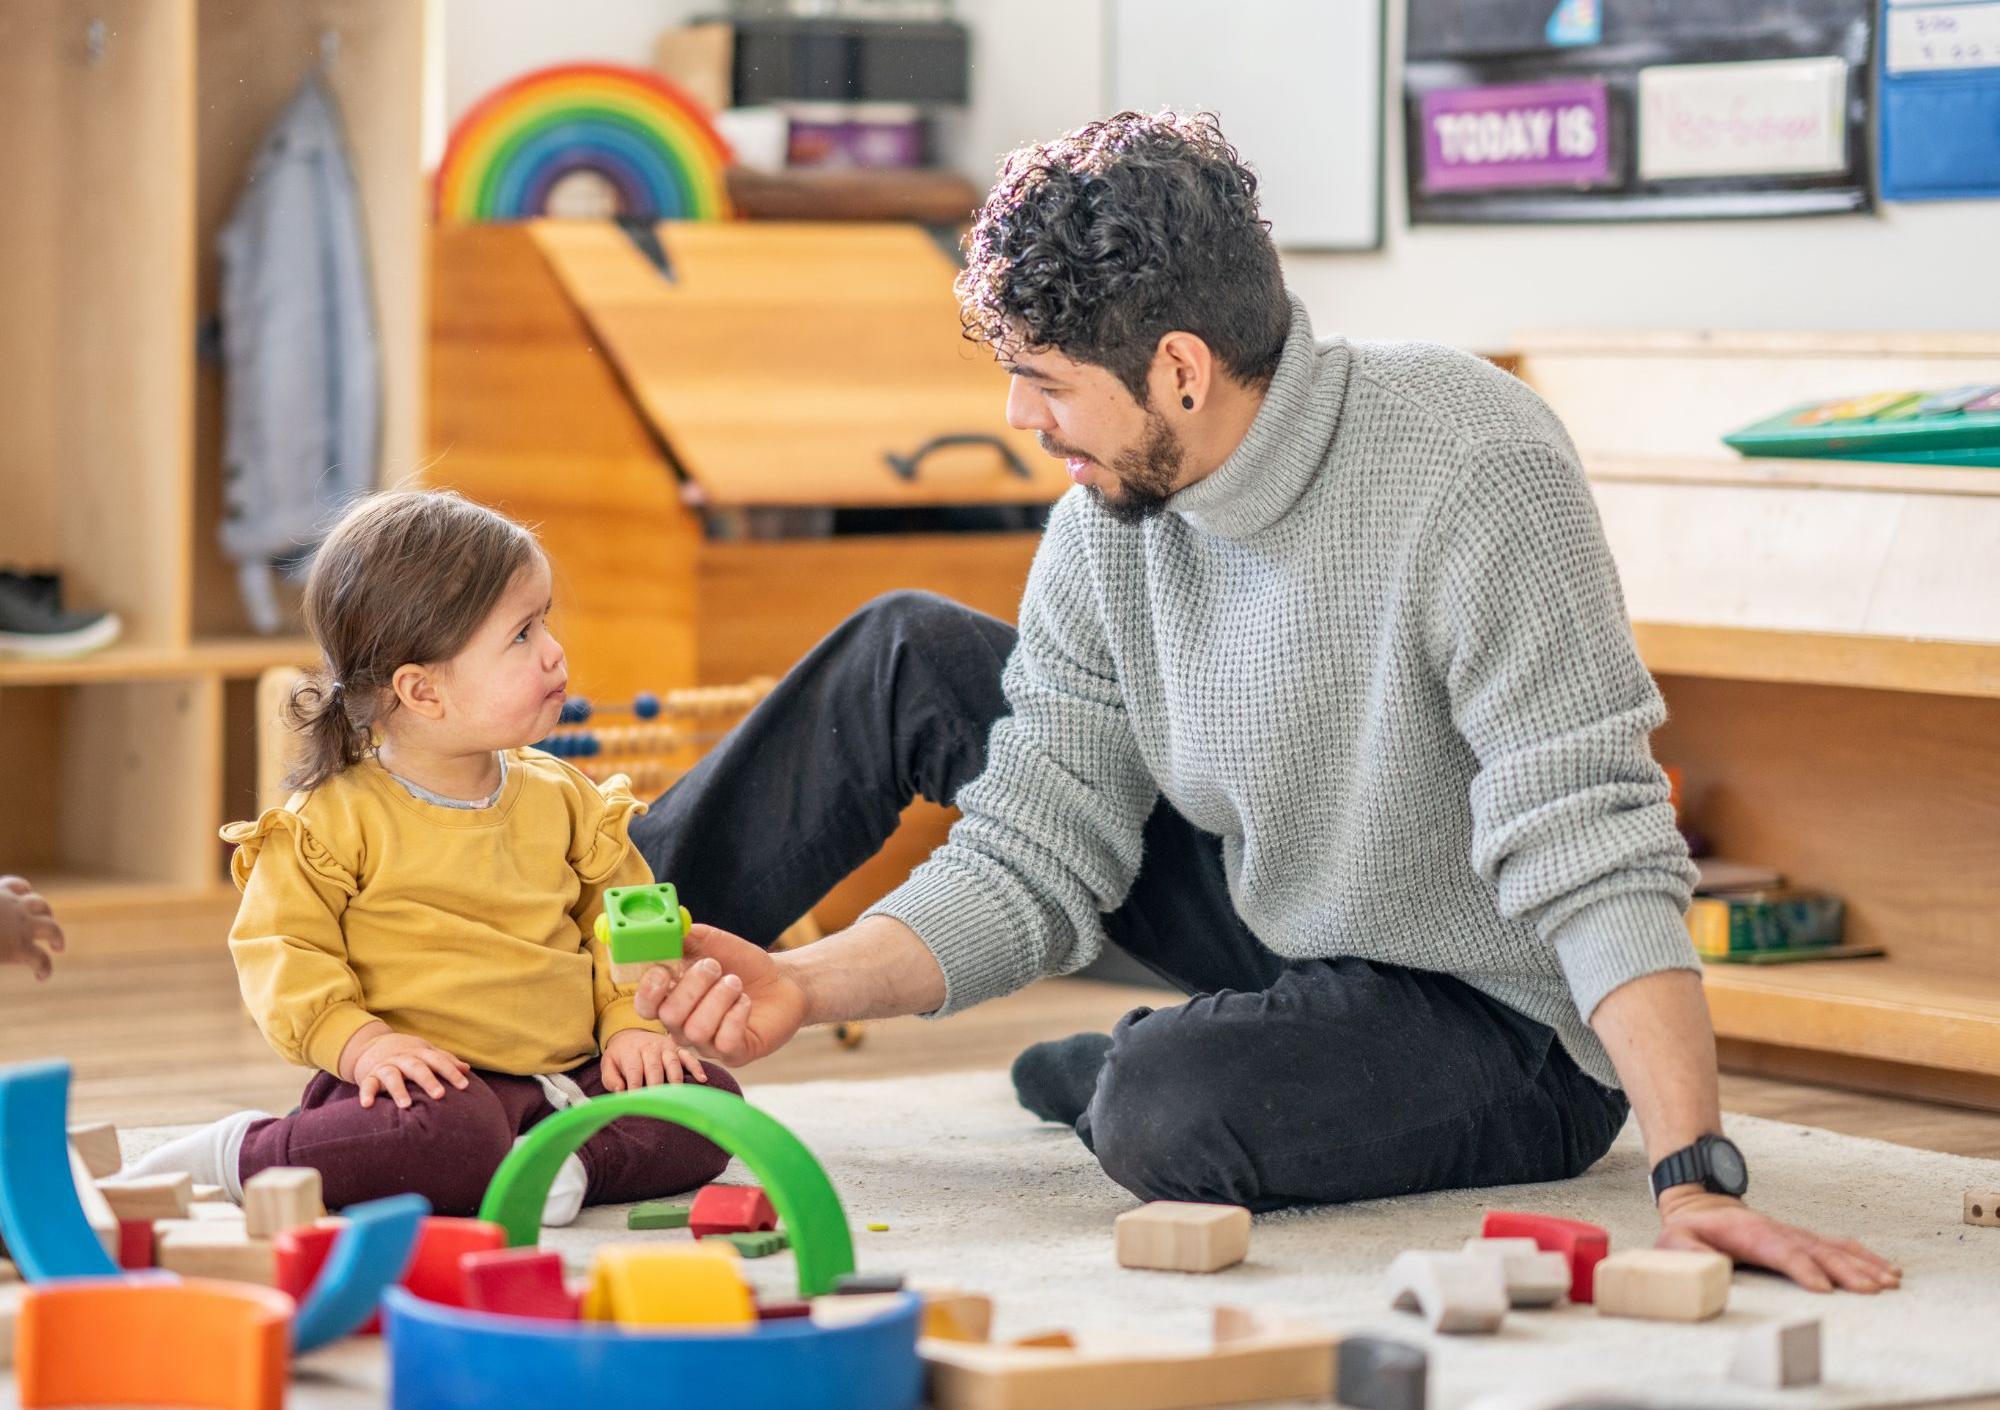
[602,1028,709,1092]
[349,1029,473,1110]
[0,876,65,981]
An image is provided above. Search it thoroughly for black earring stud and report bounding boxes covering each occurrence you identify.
[1181,395,1194,410]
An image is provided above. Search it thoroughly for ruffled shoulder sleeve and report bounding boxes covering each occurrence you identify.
[567,771,650,885]
[220,803,359,897]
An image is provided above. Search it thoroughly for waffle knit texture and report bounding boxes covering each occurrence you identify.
[866,296,1699,1087]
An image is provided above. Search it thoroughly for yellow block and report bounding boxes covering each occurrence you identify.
[584,1243,754,1328]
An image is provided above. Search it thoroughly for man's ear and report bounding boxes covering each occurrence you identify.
[1152,331,1215,413]
[392,663,445,722]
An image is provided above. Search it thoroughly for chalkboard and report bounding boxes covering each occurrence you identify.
[1108,0,1385,251]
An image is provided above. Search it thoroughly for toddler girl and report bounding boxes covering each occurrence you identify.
[125,490,741,1219]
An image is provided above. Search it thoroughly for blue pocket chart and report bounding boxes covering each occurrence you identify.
[1881,0,2000,198]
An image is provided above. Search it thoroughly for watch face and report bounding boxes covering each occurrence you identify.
[1708,1137,1748,1193]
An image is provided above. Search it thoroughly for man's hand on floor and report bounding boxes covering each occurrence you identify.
[1657,1188,1902,1292]
[635,924,806,1067]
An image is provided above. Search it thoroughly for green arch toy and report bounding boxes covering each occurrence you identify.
[478,1085,855,1297]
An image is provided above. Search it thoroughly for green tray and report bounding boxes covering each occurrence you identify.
[1725,400,2000,468]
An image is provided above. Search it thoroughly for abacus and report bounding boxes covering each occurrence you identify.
[534,678,779,798]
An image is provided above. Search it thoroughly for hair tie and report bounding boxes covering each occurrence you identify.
[328,679,345,700]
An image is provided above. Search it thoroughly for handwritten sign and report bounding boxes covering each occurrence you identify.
[1418,80,1610,192]
[1888,3,2000,73]
[1637,58,1848,180]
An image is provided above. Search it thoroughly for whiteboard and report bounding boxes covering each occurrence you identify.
[1107,0,1385,251]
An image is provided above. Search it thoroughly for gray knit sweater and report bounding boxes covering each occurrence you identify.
[866,297,1700,1086]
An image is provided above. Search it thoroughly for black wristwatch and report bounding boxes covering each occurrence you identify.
[1650,1134,1749,1202]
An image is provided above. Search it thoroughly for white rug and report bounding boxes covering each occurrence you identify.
[85,1072,2000,1408]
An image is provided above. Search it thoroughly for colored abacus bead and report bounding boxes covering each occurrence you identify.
[634,692,661,720]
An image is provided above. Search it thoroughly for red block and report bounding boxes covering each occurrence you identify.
[688,1185,777,1239]
[459,1248,579,1321]
[756,1299,812,1322]
[1481,1209,1611,1303]
[117,1219,153,1270]
[404,1218,506,1308]
[273,1221,344,1302]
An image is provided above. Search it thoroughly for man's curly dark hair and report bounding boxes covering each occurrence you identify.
[956,110,1289,403]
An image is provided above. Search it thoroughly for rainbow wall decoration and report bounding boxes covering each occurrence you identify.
[436,63,734,223]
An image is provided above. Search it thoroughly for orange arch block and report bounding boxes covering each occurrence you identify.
[17,1277,293,1410]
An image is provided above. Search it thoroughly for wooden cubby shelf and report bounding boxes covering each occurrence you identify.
[1521,330,2000,1110]
[0,0,422,922]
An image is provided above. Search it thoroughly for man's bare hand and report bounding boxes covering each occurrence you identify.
[1658,1189,1901,1293]
[634,924,807,1067]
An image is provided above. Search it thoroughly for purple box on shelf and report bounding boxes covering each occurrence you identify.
[1418,78,1612,192]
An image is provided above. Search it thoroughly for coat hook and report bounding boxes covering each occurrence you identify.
[85,18,107,65]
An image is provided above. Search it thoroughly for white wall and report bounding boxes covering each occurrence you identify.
[442,0,2000,349]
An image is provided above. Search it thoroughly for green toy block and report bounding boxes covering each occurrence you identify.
[593,882,693,981]
[701,1229,790,1259]
[627,1201,692,1231]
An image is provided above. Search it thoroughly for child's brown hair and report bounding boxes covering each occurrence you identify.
[286,490,542,791]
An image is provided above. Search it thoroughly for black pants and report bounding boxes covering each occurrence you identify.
[630,592,1631,1210]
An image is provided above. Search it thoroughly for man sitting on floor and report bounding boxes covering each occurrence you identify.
[627,110,1897,1296]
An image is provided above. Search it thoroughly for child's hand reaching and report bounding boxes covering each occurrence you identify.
[0,876,65,981]
[602,1028,709,1092]
[343,1025,473,1110]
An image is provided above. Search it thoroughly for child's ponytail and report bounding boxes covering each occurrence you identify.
[283,671,377,792]
[281,489,542,794]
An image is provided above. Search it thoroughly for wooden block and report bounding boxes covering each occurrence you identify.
[1480,1210,1610,1303]
[0,1283,23,1369]
[67,1145,119,1260]
[1593,1249,1731,1322]
[1113,1202,1251,1274]
[1386,1251,1508,1334]
[687,1184,777,1238]
[0,1257,18,1283]
[920,1289,995,1343]
[97,1172,193,1223]
[811,1292,906,1329]
[154,1222,278,1285]
[117,1220,154,1271]
[585,1244,753,1328]
[1461,1236,1572,1307]
[243,1166,324,1238]
[191,1184,229,1205]
[757,1299,813,1321]
[832,1271,905,1295]
[1730,1317,1822,1389]
[700,1229,789,1258]
[627,1200,691,1231]
[1013,1330,1078,1349]
[1965,1190,2000,1227]
[1336,1334,1427,1410]
[460,1248,580,1321]
[66,1123,120,1179]
[193,1202,247,1222]
[922,1306,1337,1410]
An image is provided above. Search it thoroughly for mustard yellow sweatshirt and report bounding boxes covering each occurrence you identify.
[221,749,661,1077]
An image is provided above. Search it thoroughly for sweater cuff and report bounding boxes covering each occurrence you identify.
[865,864,1045,1018]
[1552,890,1703,1024]
[597,996,659,1050]
[303,1002,386,1077]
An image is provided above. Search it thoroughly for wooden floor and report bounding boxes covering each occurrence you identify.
[8,901,2000,1163]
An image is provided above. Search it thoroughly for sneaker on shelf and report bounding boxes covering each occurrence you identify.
[0,570,122,659]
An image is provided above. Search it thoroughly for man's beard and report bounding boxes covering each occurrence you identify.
[1049,411,1186,526]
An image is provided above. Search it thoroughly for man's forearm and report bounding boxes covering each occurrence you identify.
[780,914,948,1025]
[1589,968,1722,1185]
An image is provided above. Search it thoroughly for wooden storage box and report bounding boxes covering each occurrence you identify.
[427,220,1065,925]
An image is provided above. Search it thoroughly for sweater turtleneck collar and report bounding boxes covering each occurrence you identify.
[1166,295,1350,542]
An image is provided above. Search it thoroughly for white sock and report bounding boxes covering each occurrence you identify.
[539,1151,589,1227]
[109,1110,269,1203]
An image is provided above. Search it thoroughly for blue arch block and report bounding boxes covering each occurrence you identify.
[292,1192,430,1353]
[0,1060,120,1280]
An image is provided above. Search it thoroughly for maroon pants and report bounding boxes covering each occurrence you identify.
[238,1059,740,1216]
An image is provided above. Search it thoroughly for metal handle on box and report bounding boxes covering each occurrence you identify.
[884,434,1033,484]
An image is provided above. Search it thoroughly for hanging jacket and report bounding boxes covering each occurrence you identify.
[217,71,380,633]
